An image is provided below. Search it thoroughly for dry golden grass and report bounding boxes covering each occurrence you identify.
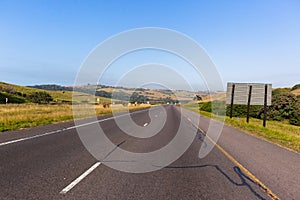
[0,103,150,132]
[200,93,226,102]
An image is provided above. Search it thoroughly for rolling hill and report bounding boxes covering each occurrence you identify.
[30,84,200,104]
[0,82,112,104]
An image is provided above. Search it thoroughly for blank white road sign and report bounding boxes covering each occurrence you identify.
[226,83,272,106]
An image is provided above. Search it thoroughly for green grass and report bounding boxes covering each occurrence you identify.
[0,104,150,132]
[182,102,300,153]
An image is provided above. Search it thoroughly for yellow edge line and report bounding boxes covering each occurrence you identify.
[186,116,281,200]
[211,139,280,200]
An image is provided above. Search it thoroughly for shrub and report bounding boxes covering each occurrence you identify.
[0,92,26,104]
[27,92,53,104]
[267,92,297,119]
[199,100,226,116]
[95,90,112,98]
[272,88,291,95]
[291,84,300,91]
[289,101,300,126]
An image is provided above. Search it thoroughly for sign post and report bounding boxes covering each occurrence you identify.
[246,85,252,123]
[229,84,235,118]
[263,84,268,127]
[226,83,272,127]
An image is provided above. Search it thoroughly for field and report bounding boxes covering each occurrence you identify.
[0,103,150,132]
[182,102,300,153]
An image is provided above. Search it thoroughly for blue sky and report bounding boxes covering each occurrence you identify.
[0,0,299,90]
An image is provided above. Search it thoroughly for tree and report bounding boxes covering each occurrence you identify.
[292,84,300,91]
[130,92,148,104]
[27,91,53,104]
[194,95,202,101]
[95,90,112,98]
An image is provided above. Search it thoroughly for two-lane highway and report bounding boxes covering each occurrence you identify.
[0,105,298,199]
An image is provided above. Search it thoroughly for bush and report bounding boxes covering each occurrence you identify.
[289,100,300,126]
[292,84,300,91]
[27,92,53,104]
[272,88,291,95]
[0,92,26,104]
[199,100,226,116]
[267,92,297,120]
[130,92,149,104]
[95,90,112,98]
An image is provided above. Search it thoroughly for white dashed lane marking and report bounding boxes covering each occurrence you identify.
[60,162,101,194]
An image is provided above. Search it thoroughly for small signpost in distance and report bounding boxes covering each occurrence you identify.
[226,83,272,127]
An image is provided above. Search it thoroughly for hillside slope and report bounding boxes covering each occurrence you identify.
[0,82,111,104]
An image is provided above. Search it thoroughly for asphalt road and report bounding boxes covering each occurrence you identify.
[0,105,299,199]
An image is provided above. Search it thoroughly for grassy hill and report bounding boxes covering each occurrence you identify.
[98,86,205,104]
[0,82,112,104]
[0,82,202,104]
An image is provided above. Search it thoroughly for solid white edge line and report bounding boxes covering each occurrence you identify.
[0,108,151,147]
[0,130,61,147]
[60,162,101,194]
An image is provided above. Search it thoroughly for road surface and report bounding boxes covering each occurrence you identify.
[0,105,299,199]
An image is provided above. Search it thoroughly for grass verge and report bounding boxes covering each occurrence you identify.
[0,104,150,132]
[182,102,300,153]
